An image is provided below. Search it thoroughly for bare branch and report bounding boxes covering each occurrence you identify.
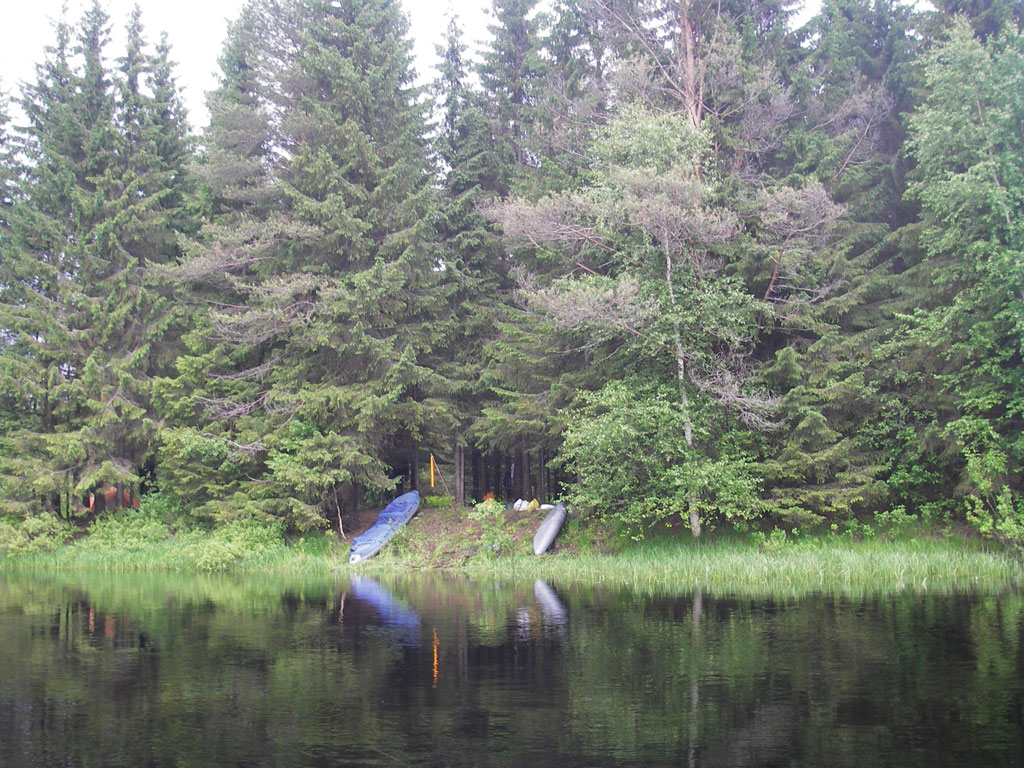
[689,362,780,430]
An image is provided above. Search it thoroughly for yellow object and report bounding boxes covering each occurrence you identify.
[525,498,540,514]
[429,453,436,489]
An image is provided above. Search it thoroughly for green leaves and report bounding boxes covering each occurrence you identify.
[895,20,1024,544]
[560,380,761,536]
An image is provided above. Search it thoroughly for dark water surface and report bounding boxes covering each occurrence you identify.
[1,571,1022,767]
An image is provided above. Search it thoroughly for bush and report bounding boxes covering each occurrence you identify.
[874,506,920,538]
[467,498,513,558]
[139,490,193,531]
[84,510,172,551]
[752,527,791,553]
[560,380,762,537]
[422,495,452,508]
[0,514,74,555]
[181,518,284,571]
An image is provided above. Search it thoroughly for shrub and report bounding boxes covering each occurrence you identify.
[874,506,919,538]
[560,380,762,537]
[422,495,452,508]
[0,514,74,555]
[467,498,513,558]
[84,510,171,551]
[182,518,284,571]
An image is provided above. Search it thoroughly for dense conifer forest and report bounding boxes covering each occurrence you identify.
[1,0,1022,547]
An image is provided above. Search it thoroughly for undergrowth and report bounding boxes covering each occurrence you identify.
[2,500,1022,597]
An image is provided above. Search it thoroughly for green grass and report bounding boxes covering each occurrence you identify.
[359,522,1024,597]
[0,511,348,576]
[2,509,1022,597]
[448,535,1024,597]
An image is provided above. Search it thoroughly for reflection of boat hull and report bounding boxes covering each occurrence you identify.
[349,574,420,647]
[532,502,566,555]
[349,491,420,564]
[534,579,568,626]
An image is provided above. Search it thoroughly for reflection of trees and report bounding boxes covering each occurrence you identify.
[0,573,1022,766]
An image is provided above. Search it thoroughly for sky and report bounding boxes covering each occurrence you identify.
[0,0,494,130]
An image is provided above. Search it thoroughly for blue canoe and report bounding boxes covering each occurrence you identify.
[349,490,420,564]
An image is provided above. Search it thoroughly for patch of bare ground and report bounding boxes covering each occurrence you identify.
[337,501,617,566]
[334,506,383,541]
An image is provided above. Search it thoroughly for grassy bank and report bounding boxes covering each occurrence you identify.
[2,504,1022,597]
[449,536,1024,597]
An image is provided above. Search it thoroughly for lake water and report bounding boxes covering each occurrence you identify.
[1,571,1021,767]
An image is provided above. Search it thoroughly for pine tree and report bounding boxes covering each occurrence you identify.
[485,0,850,534]
[492,105,775,533]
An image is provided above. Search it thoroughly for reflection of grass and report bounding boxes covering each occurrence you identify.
[1,568,346,617]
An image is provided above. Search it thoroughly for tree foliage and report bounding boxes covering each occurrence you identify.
[159,0,444,527]
[0,2,193,519]
[2,0,1023,547]
[900,20,1024,544]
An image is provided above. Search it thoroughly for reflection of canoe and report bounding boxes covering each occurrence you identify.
[349,490,420,564]
[349,574,420,647]
[532,502,566,555]
[534,579,568,626]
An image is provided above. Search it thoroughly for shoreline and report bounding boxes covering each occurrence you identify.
[3,507,1022,598]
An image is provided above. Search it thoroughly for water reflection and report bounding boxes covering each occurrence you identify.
[0,571,1022,768]
[348,574,421,647]
[534,579,568,631]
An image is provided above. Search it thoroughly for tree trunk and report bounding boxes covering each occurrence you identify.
[454,443,465,506]
[518,440,531,499]
[471,449,482,501]
[677,0,703,131]
[495,452,506,498]
[538,448,547,501]
[665,250,701,537]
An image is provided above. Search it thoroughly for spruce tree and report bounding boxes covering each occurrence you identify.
[756,0,922,527]
[0,2,194,518]
[0,92,22,447]
[896,21,1024,541]
[529,0,609,192]
[477,0,548,197]
[428,16,514,503]
[166,0,446,526]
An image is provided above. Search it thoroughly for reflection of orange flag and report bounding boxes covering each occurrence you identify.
[433,628,439,688]
[429,453,436,488]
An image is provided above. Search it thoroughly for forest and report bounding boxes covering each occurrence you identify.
[0,0,1022,548]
